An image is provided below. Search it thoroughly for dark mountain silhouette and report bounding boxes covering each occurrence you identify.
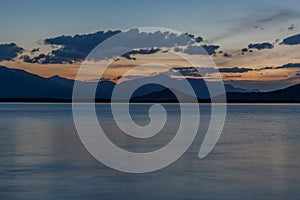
[132,88,198,102]
[134,84,300,103]
[0,66,70,99]
[226,84,300,103]
[0,65,299,102]
[224,84,259,93]
[119,74,257,100]
[0,66,115,101]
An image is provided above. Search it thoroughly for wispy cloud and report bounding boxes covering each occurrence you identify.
[211,7,300,42]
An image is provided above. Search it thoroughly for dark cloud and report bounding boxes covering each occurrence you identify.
[30,48,39,54]
[22,54,46,64]
[281,33,300,45]
[202,45,220,55]
[224,75,242,78]
[22,55,33,63]
[275,63,300,69]
[181,63,300,77]
[230,63,300,72]
[170,67,202,77]
[121,48,160,60]
[274,39,280,44]
[159,64,300,78]
[182,45,219,55]
[164,67,221,77]
[288,24,295,31]
[25,30,121,64]
[0,43,23,61]
[223,52,231,57]
[25,29,205,64]
[166,66,254,77]
[184,33,203,43]
[236,63,300,72]
[44,30,121,52]
[219,67,253,73]
[256,66,274,71]
[248,42,274,50]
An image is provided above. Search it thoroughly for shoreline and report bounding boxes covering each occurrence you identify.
[1,98,300,103]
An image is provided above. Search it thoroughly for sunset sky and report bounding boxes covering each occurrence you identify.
[1,0,300,91]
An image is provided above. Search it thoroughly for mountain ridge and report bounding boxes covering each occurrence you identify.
[0,65,299,103]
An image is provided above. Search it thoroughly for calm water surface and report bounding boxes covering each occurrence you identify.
[0,104,299,200]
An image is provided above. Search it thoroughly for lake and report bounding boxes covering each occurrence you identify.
[0,103,300,200]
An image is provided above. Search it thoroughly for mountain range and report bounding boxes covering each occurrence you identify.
[0,65,299,102]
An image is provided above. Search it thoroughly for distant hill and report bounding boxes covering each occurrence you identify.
[0,66,70,99]
[226,84,300,103]
[120,74,257,100]
[132,88,199,102]
[0,65,299,102]
[133,84,300,103]
[0,66,115,101]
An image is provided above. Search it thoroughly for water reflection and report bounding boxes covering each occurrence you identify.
[0,104,299,200]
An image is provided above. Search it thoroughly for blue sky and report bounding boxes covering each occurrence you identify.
[1,0,300,48]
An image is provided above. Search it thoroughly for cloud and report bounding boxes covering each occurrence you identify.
[169,67,202,77]
[22,53,60,64]
[275,63,300,69]
[219,67,253,73]
[176,63,300,78]
[0,43,23,61]
[184,33,203,43]
[25,28,204,63]
[181,45,219,55]
[201,45,220,55]
[224,75,242,78]
[288,24,295,31]
[211,8,300,42]
[230,63,300,72]
[255,63,300,70]
[281,33,300,45]
[229,63,300,72]
[223,52,231,57]
[24,30,121,64]
[121,48,160,60]
[256,66,274,71]
[30,48,39,54]
[241,48,248,54]
[44,30,121,52]
[86,28,203,61]
[248,42,274,50]
[158,67,220,78]
[166,66,254,77]
[119,62,300,80]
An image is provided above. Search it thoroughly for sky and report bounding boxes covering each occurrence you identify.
[1,0,300,47]
[1,0,300,91]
